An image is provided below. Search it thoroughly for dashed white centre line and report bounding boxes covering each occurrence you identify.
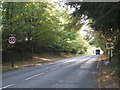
[2,84,15,89]
[25,72,44,81]
[50,67,59,71]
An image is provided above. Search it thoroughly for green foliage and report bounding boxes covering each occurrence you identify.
[64,15,83,33]
[89,37,105,51]
[2,2,90,63]
[67,2,120,51]
[67,2,120,77]
[67,2,119,33]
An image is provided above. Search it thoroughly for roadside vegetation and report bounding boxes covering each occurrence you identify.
[98,55,119,88]
[1,2,120,87]
[1,2,90,69]
[66,2,120,88]
[2,53,80,72]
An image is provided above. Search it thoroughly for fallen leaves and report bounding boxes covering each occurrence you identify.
[98,55,119,88]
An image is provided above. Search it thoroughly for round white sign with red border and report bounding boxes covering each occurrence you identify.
[8,36,16,45]
[105,34,115,42]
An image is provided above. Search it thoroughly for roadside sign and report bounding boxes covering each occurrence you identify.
[106,42,114,50]
[8,34,16,67]
[105,34,115,42]
[8,35,16,45]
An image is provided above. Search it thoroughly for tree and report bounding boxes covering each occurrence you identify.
[66,2,120,75]
[2,2,90,63]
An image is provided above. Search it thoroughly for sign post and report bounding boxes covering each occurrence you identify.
[105,33,115,42]
[8,34,16,67]
[108,49,112,62]
[105,33,115,63]
[106,43,114,50]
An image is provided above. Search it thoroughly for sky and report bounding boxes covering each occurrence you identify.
[80,25,88,37]
[53,1,90,37]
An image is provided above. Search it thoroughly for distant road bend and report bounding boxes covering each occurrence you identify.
[2,55,99,88]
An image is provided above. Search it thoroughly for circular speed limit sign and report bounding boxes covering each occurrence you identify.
[8,36,16,45]
[105,34,115,42]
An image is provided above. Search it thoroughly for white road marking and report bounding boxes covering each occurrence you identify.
[49,63,54,64]
[52,83,62,88]
[25,72,44,81]
[2,84,15,89]
[50,67,59,71]
[97,62,100,69]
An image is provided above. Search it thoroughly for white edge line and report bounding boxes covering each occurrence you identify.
[2,84,15,89]
[25,72,44,81]
[97,62,100,69]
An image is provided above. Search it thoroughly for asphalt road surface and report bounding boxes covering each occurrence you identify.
[2,55,99,89]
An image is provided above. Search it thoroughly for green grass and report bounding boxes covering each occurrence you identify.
[2,53,83,72]
[2,66,20,72]
[3,67,14,72]
[109,59,119,77]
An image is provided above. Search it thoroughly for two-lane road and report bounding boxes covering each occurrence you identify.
[2,55,99,89]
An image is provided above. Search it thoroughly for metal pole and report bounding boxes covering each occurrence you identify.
[12,56,14,67]
[30,37,33,58]
[31,41,33,58]
[11,45,14,67]
[30,41,33,58]
[109,49,111,63]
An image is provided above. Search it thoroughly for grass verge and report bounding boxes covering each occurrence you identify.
[2,53,81,72]
[98,55,119,88]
